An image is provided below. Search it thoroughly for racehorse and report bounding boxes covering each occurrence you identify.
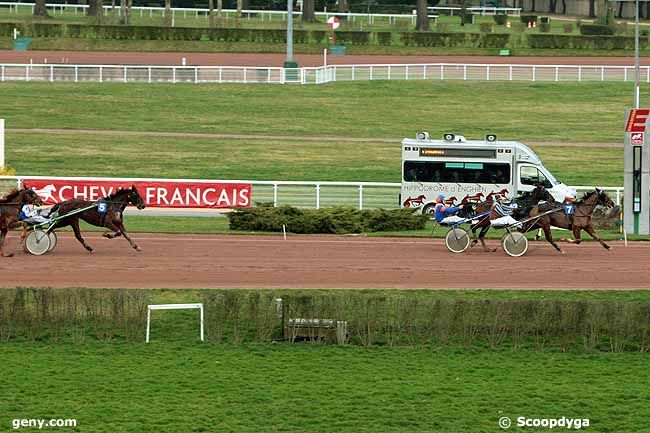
[467,185,554,252]
[523,189,616,253]
[47,186,146,253]
[0,188,42,257]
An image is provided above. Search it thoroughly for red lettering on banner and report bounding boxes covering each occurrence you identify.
[22,180,252,209]
[626,109,650,132]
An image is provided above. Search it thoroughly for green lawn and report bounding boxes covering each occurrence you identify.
[1,341,648,433]
[5,133,624,186]
[1,82,639,143]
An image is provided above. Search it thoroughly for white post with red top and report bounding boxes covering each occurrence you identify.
[0,119,5,169]
[327,16,339,46]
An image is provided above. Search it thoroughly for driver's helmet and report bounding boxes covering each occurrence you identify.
[565,196,576,203]
[435,194,445,204]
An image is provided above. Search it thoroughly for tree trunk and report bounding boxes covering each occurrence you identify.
[531,0,536,12]
[618,1,623,18]
[208,0,214,27]
[338,0,349,14]
[416,0,429,31]
[88,0,104,17]
[302,0,315,22]
[561,0,566,14]
[164,0,171,26]
[33,0,48,17]
[217,0,222,17]
[237,0,243,18]
[119,0,126,23]
[548,0,556,13]
[589,0,596,18]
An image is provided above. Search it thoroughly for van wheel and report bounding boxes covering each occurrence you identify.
[422,203,436,214]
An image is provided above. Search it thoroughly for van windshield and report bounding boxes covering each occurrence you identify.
[403,161,511,184]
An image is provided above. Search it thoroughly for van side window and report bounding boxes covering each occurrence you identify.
[520,166,552,188]
[403,161,510,183]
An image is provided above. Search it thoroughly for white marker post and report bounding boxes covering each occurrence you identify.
[0,119,5,168]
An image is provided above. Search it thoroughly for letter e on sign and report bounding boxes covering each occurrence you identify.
[626,109,650,132]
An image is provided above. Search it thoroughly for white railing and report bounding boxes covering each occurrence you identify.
[2,63,648,85]
[0,2,425,25]
[0,175,624,211]
[302,64,650,84]
[430,6,522,16]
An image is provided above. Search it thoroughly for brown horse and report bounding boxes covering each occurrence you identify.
[0,188,43,257]
[524,189,616,253]
[47,186,146,253]
[467,186,554,252]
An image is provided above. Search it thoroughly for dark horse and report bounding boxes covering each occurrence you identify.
[0,188,42,257]
[464,185,554,252]
[48,185,146,253]
[523,189,616,253]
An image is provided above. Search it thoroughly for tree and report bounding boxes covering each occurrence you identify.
[530,0,536,12]
[33,0,48,17]
[217,0,222,17]
[416,0,429,31]
[338,0,349,14]
[208,0,215,27]
[237,0,243,18]
[589,0,596,18]
[561,0,567,14]
[88,0,104,18]
[302,0,315,22]
[548,0,557,13]
[164,0,172,26]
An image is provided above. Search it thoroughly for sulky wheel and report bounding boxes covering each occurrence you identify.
[47,231,58,252]
[445,227,470,253]
[24,230,51,256]
[501,232,529,257]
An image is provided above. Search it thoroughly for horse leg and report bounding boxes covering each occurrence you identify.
[106,220,141,252]
[0,228,13,257]
[103,231,122,239]
[71,219,94,253]
[584,224,611,250]
[541,224,564,253]
[478,226,496,252]
[535,228,542,241]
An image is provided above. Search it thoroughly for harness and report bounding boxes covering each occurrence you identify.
[97,200,109,226]
[564,203,576,230]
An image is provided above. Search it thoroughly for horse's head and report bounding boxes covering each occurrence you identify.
[594,188,615,208]
[22,188,42,206]
[531,184,554,203]
[128,185,146,210]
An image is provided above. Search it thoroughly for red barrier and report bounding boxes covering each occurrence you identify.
[23,179,251,208]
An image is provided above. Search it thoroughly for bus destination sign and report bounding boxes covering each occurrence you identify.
[419,148,497,159]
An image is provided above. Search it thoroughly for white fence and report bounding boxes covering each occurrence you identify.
[430,6,522,16]
[0,2,426,25]
[2,63,650,85]
[0,175,624,211]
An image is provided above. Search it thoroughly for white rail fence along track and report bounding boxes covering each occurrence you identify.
[0,176,623,211]
[0,2,431,25]
[2,63,649,85]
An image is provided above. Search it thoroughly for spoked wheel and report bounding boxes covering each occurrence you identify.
[501,232,529,257]
[47,231,58,252]
[24,230,51,256]
[445,227,470,253]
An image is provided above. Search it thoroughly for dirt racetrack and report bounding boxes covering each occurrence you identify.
[0,233,648,289]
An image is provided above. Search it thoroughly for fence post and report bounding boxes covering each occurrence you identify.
[601,66,604,81]
[370,65,373,81]
[25,65,29,82]
[358,185,363,210]
[616,189,621,206]
[423,65,427,79]
[99,66,103,83]
[74,66,78,83]
[273,184,278,207]
[440,64,444,80]
[624,68,628,82]
[50,65,54,82]
[463,64,467,80]
[194,67,198,83]
[148,67,152,83]
[555,66,559,82]
[578,66,582,82]
[172,67,176,84]
[352,65,355,81]
[486,65,490,81]
[509,65,512,81]
[387,65,391,80]
[315,184,320,209]
[405,65,409,80]
[2,65,5,82]
[532,66,536,82]
[124,66,127,83]
[244,67,247,83]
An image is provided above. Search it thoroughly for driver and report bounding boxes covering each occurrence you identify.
[434,194,465,225]
[19,204,51,226]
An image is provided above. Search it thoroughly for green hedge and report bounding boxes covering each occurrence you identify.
[528,33,648,50]
[227,205,427,234]
[401,32,509,48]
[200,291,650,351]
[580,23,616,36]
